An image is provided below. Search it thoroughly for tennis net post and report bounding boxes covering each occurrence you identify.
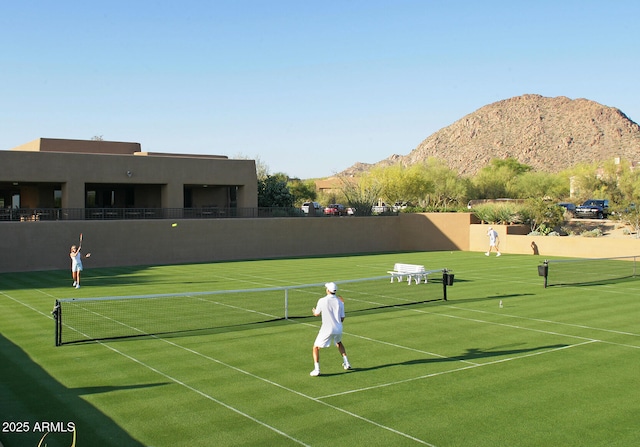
[538,260,549,288]
[442,269,454,300]
[52,300,62,346]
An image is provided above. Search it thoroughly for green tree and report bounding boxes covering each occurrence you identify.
[616,163,640,206]
[567,163,606,202]
[518,198,564,234]
[369,164,433,206]
[258,173,294,207]
[338,172,381,216]
[472,158,532,199]
[511,171,569,199]
[422,158,468,209]
[288,178,317,206]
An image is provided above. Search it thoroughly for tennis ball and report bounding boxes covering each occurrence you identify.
[171,223,178,227]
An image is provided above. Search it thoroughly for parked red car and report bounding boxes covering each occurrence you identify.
[324,204,347,216]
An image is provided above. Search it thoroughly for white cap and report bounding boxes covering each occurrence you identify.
[325,282,337,293]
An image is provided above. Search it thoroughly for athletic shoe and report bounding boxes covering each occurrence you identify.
[72,281,76,287]
[485,252,489,256]
[343,363,352,370]
[309,369,320,377]
[75,285,80,289]
[496,252,501,257]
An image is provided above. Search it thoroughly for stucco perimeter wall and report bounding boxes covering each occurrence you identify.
[470,223,640,258]
[398,212,471,251]
[5,215,638,273]
[1,218,392,272]
[0,213,471,273]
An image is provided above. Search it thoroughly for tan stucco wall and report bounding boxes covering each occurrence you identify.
[470,223,640,258]
[398,212,471,251]
[2,215,637,273]
[0,213,473,272]
[503,233,640,258]
[11,138,141,155]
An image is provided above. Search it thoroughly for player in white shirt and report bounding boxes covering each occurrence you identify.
[486,226,501,256]
[309,282,351,376]
[70,244,90,288]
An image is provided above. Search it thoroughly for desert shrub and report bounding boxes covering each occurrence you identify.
[472,203,523,224]
[518,199,565,233]
[560,226,576,236]
[581,228,603,237]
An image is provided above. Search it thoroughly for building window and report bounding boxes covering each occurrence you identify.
[86,190,96,207]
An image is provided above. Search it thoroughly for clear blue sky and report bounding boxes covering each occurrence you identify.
[2,1,639,179]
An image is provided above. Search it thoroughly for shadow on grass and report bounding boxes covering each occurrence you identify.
[547,274,638,287]
[61,296,457,345]
[60,318,290,345]
[0,333,163,446]
[431,292,535,306]
[0,265,226,292]
[349,344,569,373]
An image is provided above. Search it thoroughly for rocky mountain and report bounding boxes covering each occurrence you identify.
[343,94,640,177]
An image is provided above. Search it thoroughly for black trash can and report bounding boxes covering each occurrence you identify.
[443,272,455,286]
[537,264,548,277]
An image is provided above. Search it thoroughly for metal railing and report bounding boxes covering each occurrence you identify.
[0,207,362,221]
[0,206,400,222]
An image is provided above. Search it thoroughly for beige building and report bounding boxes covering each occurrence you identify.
[0,138,257,220]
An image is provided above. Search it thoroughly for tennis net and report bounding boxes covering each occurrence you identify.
[539,255,639,287]
[53,271,450,345]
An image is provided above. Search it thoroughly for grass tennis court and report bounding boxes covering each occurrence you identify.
[1,251,638,446]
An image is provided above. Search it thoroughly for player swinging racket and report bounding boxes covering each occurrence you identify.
[309,282,352,376]
[70,233,91,289]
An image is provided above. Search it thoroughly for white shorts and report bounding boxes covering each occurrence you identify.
[314,332,342,348]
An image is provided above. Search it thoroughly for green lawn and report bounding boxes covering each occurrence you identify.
[1,252,638,446]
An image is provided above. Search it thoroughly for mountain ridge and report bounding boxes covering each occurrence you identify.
[341,94,640,177]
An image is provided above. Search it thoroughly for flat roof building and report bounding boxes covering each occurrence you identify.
[1,138,257,219]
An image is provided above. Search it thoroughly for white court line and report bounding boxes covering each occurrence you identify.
[317,341,597,399]
[146,336,437,446]
[13,290,438,446]
[406,308,604,343]
[98,342,315,447]
[91,305,607,447]
[18,282,637,445]
[450,306,640,338]
[3,290,310,446]
[2,290,56,318]
[340,329,480,366]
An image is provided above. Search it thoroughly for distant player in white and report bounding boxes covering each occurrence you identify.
[70,244,90,289]
[485,226,501,257]
[310,282,351,376]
